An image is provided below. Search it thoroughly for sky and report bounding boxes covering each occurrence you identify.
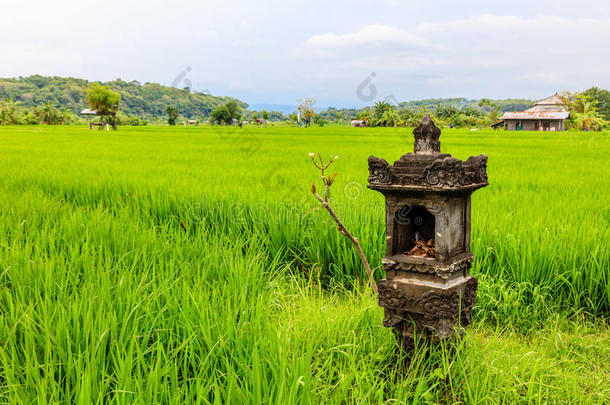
[1,0,610,108]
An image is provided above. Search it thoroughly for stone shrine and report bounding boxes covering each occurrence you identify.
[367,114,488,350]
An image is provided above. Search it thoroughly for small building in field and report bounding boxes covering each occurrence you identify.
[80,108,97,116]
[80,108,101,130]
[501,94,569,131]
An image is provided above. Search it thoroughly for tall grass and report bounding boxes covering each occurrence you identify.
[0,125,608,402]
[2,125,606,314]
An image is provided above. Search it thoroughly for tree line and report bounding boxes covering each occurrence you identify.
[0,75,246,120]
[323,87,610,130]
[560,88,610,131]
[2,74,609,130]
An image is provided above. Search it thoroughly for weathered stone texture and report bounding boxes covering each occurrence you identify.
[367,114,488,350]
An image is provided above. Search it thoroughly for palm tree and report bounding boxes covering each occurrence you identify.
[0,99,20,125]
[568,94,608,131]
[371,101,391,126]
[382,108,399,127]
[374,101,390,116]
[574,100,607,130]
[60,107,72,125]
[38,103,57,125]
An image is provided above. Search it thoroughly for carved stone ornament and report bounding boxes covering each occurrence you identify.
[383,309,406,327]
[424,201,443,215]
[383,256,473,280]
[385,310,463,343]
[378,280,413,309]
[368,154,488,190]
[458,277,478,326]
[413,113,441,154]
[382,278,477,343]
[367,156,394,184]
[466,154,488,183]
[424,156,466,187]
[416,290,460,318]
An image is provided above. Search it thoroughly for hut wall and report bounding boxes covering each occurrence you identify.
[505,119,566,131]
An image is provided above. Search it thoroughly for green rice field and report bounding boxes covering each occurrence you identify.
[0,125,609,403]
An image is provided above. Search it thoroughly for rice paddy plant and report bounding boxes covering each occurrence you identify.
[0,125,608,402]
[1,125,608,314]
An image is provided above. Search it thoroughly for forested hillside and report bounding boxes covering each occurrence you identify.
[0,75,247,118]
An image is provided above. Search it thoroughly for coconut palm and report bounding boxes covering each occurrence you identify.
[573,101,607,130]
[374,101,390,117]
[382,108,399,127]
[0,99,21,125]
[370,101,392,127]
[60,107,72,124]
[38,103,58,125]
[566,93,608,130]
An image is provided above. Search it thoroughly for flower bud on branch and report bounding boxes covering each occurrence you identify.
[307,152,378,295]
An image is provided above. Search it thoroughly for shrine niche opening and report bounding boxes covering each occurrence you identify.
[393,205,435,258]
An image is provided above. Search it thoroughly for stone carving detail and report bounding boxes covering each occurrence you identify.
[378,280,413,309]
[368,117,487,191]
[383,256,473,280]
[424,201,443,215]
[417,290,460,318]
[388,161,489,188]
[385,310,463,344]
[383,309,406,327]
[460,277,478,325]
[378,277,479,349]
[424,156,466,187]
[461,277,478,310]
[414,278,478,319]
[466,154,488,184]
[413,113,441,154]
[367,156,394,184]
[379,277,477,320]
[381,277,478,345]
[397,176,419,186]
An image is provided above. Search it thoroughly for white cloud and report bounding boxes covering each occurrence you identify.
[2,0,610,104]
[296,13,610,101]
[305,24,430,48]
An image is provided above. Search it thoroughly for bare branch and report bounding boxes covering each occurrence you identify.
[310,155,322,170]
[311,189,378,295]
[308,152,376,294]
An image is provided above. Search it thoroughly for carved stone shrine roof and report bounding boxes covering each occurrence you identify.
[367,114,488,192]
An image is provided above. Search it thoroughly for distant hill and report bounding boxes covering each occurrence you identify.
[0,75,537,121]
[0,75,247,119]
